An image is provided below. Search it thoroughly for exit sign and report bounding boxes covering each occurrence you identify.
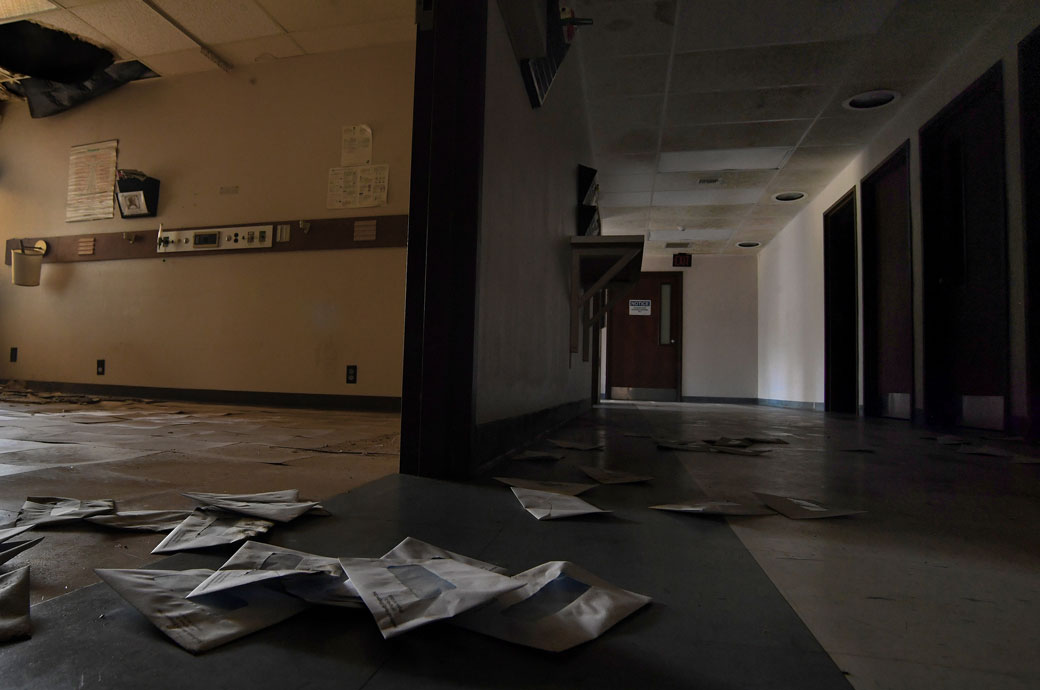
[672,252,692,267]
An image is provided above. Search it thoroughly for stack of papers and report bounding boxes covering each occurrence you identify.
[0,565,31,642]
[152,509,274,554]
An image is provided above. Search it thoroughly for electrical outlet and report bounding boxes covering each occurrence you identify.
[346,365,357,384]
[97,359,105,375]
[9,348,16,363]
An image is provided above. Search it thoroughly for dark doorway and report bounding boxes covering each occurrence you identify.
[1022,26,1040,438]
[824,189,859,415]
[606,272,682,402]
[861,142,914,419]
[920,63,1009,430]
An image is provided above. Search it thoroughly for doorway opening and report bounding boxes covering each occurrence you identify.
[823,188,859,415]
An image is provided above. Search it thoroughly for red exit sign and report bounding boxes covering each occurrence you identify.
[672,252,692,267]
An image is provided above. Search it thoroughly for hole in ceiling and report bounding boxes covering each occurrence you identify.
[843,89,900,111]
[0,20,113,83]
[736,241,761,248]
[774,191,806,202]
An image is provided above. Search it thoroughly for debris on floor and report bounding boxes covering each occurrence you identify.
[15,497,117,526]
[182,490,322,522]
[0,535,44,567]
[0,565,31,643]
[548,439,604,451]
[151,509,274,554]
[753,493,865,520]
[578,466,653,484]
[513,450,566,462]
[510,487,609,520]
[649,501,776,517]
[493,477,596,496]
[86,510,194,532]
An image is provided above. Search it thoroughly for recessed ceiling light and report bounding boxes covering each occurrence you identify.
[736,241,761,248]
[773,191,806,202]
[842,89,900,111]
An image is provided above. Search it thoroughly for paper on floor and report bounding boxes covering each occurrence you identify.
[655,440,713,452]
[182,490,320,522]
[0,525,34,544]
[15,496,116,526]
[454,561,650,652]
[0,565,31,643]
[494,477,596,496]
[187,541,362,608]
[578,466,653,484]
[547,439,603,451]
[0,536,44,567]
[86,510,193,532]
[382,537,507,574]
[95,568,309,653]
[753,492,865,519]
[513,450,566,461]
[152,508,273,554]
[511,487,609,520]
[339,556,523,639]
[650,501,775,516]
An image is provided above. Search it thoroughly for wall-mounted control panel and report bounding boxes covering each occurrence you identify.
[156,225,274,253]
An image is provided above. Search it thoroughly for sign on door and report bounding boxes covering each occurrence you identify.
[629,299,651,316]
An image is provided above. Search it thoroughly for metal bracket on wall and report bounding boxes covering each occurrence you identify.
[569,235,644,360]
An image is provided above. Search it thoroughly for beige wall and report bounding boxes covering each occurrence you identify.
[0,42,415,397]
[475,1,594,423]
[757,2,1040,412]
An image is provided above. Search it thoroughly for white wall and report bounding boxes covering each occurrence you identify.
[0,43,415,397]
[475,1,594,424]
[641,255,758,399]
[758,3,1040,413]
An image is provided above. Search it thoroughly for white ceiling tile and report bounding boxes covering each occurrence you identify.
[599,173,655,193]
[651,205,753,222]
[290,19,414,54]
[572,0,675,58]
[665,85,832,126]
[594,153,659,175]
[140,47,218,76]
[652,188,765,206]
[782,145,859,171]
[588,95,663,129]
[151,0,282,45]
[214,33,302,66]
[256,0,413,33]
[670,41,856,92]
[583,54,669,97]
[662,120,810,151]
[659,147,792,172]
[0,0,54,21]
[799,115,885,147]
[655,170,776,191]
[600,206,650,222]
[599,191,653,207]
[29,8,131,57]
[601,215,650,233]
[673,0,902,52]
[591,125,659,155]
[71,0,195,55]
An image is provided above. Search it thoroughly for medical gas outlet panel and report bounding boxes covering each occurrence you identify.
[156,225,273,253]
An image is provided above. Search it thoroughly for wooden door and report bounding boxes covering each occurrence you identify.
[607,272,682,401]
[824,189,859,415]
[861,143,914,419]
[921,63,1009,430]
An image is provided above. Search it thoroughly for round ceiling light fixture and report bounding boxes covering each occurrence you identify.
[773,191,806,202]
[843,89,900,111]
[736,241,761,248]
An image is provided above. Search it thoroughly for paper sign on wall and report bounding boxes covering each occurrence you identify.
[66,140,117,222]
[629,299,651,316]
[327,164,389,209]
[341,124,372,166]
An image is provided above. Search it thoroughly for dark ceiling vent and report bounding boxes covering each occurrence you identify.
[698,177,721,185]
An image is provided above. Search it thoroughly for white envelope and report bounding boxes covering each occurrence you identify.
[511,487,609,520]
[152,508,273,554]
[86,510,193,532]
[0,537,45,567]
[382,537,507,574]
[16,497,115,526]
[454,561,651,652]
[339,556,524,639]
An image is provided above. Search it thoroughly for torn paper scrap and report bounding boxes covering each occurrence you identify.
[494,477,596,496]
[650,501,775,516]
[86,510,193,532]
[753,492,865,520]
[548,439,604,451]
[454,561,650,652]
[0,565,31,643]
[16,496,116,526]
[339,557,523,639]
[0,525,35,544]
[578,466,653,484]
[152,509,273,554]
[511,487,609,521]
[513,450,566,462]
[0,536,45,567]
[187,541,361,608]
[183,490,319,523]
[382,537,507,574]
[95,568,308,653]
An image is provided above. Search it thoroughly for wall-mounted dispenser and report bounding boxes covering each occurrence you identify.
[10,240,48,286]
[116,169,160,218]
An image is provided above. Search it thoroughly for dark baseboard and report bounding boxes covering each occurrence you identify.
[474,398,590,468]
[2,379,402,412]
[681,396,758,405]
[756,398,826,412]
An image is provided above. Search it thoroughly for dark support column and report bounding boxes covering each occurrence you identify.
[400,0,488,478]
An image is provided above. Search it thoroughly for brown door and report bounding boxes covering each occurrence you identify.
[606,272,682,401]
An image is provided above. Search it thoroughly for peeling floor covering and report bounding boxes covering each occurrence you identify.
[0,397,399,603]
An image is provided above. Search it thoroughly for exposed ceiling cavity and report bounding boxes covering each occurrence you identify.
[0,20,113,83]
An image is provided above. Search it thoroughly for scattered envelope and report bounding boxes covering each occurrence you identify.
[453,561,650,652]
[753,492,865,519]
[513,450,566,462]
[95,568,309,653]
[0,537,45,567]
[86,510,193,532]
[578,466,653,484]
[339,556,524,639]
[650,501,775,516]
[382,537,507,574]
[547,439,603,451]
[0,525,35,544]
[0,565,31,643]
[16,496,116,526]
[182,490,319,523]
[494,477,596,496]
[511,487,609,520]
[152,509,273,554]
